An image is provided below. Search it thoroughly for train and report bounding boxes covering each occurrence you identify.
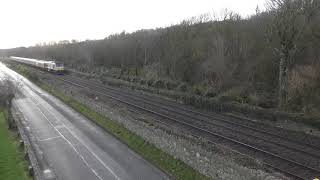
[10,56,64,73]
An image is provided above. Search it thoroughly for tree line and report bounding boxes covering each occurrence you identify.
[3,0,320,114]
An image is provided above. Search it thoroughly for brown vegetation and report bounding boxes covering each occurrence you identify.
[2,0,320,115]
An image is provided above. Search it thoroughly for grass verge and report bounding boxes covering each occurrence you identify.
[12,64,210,180]
[0,108,31,180]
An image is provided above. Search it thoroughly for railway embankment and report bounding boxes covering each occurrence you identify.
[8,62,290,179]
[68,68,320,136]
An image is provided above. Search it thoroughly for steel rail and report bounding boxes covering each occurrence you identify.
[60,76,320,160]
[63,75,320,150]
[57,76,320,180]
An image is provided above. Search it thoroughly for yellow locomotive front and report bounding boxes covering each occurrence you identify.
[47,61,64,72]
[54,62,64,72]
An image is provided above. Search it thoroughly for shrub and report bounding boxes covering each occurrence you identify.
[153,79,165,89]
[193,87,202,96]
[165,81,178,90]
[205,89,217,98]
[131,77,139,83]
[247,93,260,106]
[140,79,146,85]
[147,79,154,86]
[216,86,248,104]
[177,83,188,92]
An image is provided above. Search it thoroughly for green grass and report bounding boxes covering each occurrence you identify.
[40,84,210,180]
[0,109,31,180]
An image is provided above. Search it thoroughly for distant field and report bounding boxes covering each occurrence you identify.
[0,109,31,180]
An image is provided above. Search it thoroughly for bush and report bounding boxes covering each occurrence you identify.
[193,87,202,96]
[131,77,139,83]
[247,93,261,106]
[147,79,154,87]
[140,79,146,85]
[216,86,248,104]
[153,79,165,89]
[177,83,188,92]
[205,89,217,98]
[254,94,276,109]
[165,81,178,90]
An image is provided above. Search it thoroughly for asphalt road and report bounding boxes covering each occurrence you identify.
[0,63,169,180]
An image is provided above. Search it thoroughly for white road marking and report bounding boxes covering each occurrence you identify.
[32,95,122,180]
[25,89,121,180]
[38,136,61,142]
[16,102,104,180]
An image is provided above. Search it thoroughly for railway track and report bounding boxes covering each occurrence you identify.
[52,74,320,179]
[65,75,320,150]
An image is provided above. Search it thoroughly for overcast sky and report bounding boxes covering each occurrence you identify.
[0,0,266,49]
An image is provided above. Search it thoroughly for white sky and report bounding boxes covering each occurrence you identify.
[0,0,266,49]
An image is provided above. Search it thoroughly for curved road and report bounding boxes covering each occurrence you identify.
[0,63,169,180]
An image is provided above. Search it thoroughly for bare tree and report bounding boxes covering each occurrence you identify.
[267,0,318,108]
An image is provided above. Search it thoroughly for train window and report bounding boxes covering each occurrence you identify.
[56,63,64,67]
